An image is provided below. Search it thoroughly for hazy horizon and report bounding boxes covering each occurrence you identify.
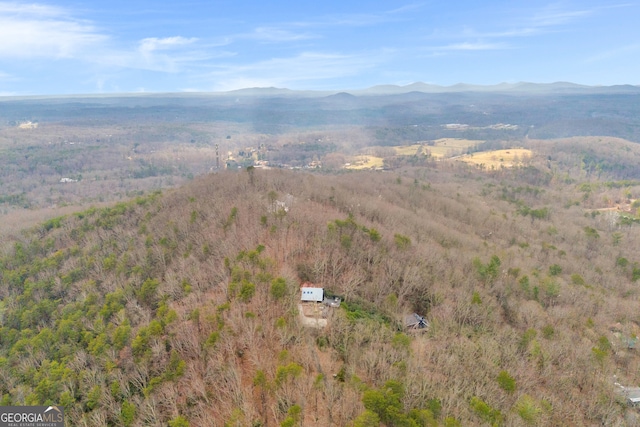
[2,80,640,100]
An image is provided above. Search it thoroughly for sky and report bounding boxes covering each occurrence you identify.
[0,0,639,95]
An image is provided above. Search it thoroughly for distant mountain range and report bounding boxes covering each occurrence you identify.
[2,82,639,102]
[224,81,640,98]
[2,81,640,142]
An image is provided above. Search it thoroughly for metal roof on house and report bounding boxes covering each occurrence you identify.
[301,287,324,302]
[323,296,341,308]
[615,383,640,406]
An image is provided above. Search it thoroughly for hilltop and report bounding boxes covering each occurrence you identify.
[3,139,640,425]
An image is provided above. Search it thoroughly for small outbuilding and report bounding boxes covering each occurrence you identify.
[405,313,429,330]
[323,296,341,308]
[616,383,640,407]
[620,386,640,407]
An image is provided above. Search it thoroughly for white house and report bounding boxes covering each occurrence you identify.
[301,287,324,302]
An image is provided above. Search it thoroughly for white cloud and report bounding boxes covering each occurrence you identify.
[206,50,391,91]
[456,26,538,39]
[0,2,65,18]
[0,2,212,74]
[530,6,592,28]
[296,14,398,29]
[91,44,234,75]
[438,42,508,51]
[427,4,599,46]
[212,7,408,49]
[0,1,106,58]
[139,36,198,54]
[0,70,16,80]
[248,27,316,43]
[130,36,205,72]
[585,43,640,63]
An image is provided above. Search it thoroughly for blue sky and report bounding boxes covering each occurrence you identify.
[0,0,639,95]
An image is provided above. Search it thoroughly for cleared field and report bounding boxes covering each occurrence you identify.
[395,139,481,159]
[394,144,426,156]
[457,148,533,169]
[345,155,385,169]
[431,138,480,158]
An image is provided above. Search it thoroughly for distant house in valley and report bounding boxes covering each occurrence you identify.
[404,313,429,330]
[270,194,295,213]
[225,159,241,169]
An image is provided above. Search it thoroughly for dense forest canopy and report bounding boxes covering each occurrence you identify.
[3,152,640,425]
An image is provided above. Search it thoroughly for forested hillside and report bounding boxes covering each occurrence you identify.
[2,143,640,426]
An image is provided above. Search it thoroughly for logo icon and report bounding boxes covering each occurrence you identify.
[0,406,65,427]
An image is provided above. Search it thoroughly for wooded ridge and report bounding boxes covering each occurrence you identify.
[3,145,640,425]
